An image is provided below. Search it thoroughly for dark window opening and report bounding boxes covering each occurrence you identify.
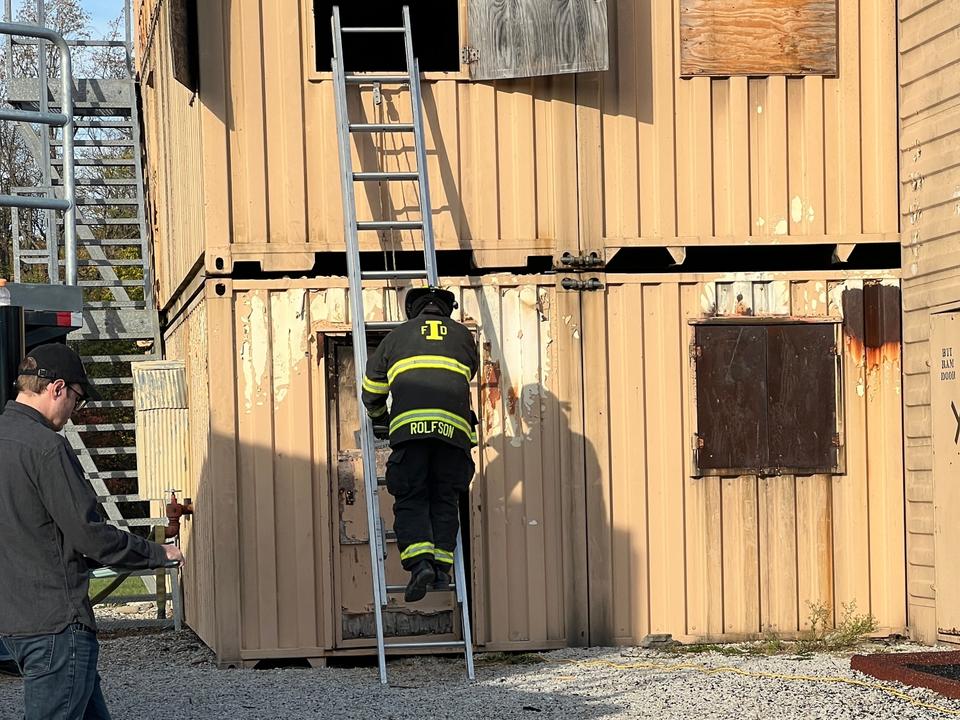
[314,1,460,73]
[694,322,841,477]
[170,0,200,91]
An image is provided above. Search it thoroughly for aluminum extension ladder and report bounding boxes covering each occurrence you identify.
[330,5,475,685]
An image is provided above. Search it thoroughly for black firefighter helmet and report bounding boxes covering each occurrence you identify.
[404,287,457,319]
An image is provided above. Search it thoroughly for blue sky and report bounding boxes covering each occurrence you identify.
[82,0,125,36]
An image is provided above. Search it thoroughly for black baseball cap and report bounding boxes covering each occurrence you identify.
[19,343,101,401]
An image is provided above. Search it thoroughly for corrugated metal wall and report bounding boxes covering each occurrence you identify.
[899,0,960,644]
[581,273,905,643]
[163,293,216,649]
[162,272,903,663]
[138,0,205,306]
[131,360,189,517]
[137,0,899,288]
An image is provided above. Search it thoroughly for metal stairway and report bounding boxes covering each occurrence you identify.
[331,5,475,684]
[4,0,159,530]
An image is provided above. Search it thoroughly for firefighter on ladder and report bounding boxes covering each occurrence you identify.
[361,287,479,602]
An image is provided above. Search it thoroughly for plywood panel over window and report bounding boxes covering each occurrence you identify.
[680,0,839,76]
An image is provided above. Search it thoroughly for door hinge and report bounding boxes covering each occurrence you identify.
[460,46,480,64]
[559,251,605,270]
[561,277,604,292]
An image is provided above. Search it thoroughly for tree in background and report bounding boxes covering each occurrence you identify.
[0,0,126,279]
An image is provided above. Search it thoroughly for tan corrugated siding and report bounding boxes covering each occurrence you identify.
[585,274,905,643]
[163,294,216,649]
[899,0,960,644]
[137,0,898,283]
[138,0,206,307]
[131,360,189,516]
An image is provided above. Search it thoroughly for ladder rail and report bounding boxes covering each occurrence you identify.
[402,6,437,287]
[331,5,389,686]
[332,4,474,685]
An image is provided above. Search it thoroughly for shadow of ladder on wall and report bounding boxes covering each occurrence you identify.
[330,5,475,685]
[4,7,173,618]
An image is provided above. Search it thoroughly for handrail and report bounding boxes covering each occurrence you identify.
[0,21,76,285]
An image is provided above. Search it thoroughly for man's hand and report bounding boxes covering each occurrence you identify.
[372,422,390,440]
[162,543,184,567]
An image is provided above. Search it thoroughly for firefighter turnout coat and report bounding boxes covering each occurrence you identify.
[361,311,479,450]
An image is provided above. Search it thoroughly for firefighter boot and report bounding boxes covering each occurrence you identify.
[432,564,452,590]
[404,559,436,602]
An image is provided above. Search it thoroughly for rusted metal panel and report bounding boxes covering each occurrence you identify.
[766,324,838,472]
[679,0,839,76]
[694,325,768,473]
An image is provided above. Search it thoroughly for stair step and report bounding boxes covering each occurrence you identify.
[79,447,137,456]
[87,470,138,480]
[356,220,422,231]
[52,139,132,147]
[76,219,141,226]
[82,354,158,363]
[74,424,136,432]
[88,377,134,385]
[52,158,135,166]
[84,399,135,408]
[78,280,143,287]
[74,119,133,128]
[74,179,139,186]
[84,301,146,309]
[84,239,144,246]
[95,493,142,502]
[108,518,161,527]
[76,198,141,206]
[72,259,144,267]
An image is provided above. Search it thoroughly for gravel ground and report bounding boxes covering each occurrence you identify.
[3,609,960,719]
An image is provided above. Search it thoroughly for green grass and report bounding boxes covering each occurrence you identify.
[88,576,149,599]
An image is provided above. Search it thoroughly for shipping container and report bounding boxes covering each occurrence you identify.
[136,0,899,309]
[898,0,960,645]
[159,271,904,665]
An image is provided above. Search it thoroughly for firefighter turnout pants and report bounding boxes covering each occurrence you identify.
[385,439,474,571]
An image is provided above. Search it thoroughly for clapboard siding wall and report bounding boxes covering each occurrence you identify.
[136,0,899,308]
[899,0,960,644]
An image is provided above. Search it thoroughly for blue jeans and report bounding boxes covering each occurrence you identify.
[1,623,111,720]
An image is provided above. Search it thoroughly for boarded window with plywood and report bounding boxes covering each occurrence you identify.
[679,0,838,77]
[693,322,843,476]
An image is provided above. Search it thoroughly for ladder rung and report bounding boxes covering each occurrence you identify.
[344,74,411,84]
[361,270,428,281]
[356,221,422,231]
[78,280,143,287]
[108,518,161,527]
[88,377,134,385]
[74,119,133,128]
[96,493,142,502]
[350,123,415,133]
[52,159,135,166]
[341,26,405,33]
[84,301,146,308]
[366,321,404,331]
[385,641,466,649]
[79,447,137,456]
[84,400,135,408]
[354,171,418,182]
[385,583,455,593]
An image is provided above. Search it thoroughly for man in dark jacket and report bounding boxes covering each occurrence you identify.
[361,287,478,602]
[0,343,182,720]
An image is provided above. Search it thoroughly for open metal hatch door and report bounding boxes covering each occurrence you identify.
[464,0,609,81]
